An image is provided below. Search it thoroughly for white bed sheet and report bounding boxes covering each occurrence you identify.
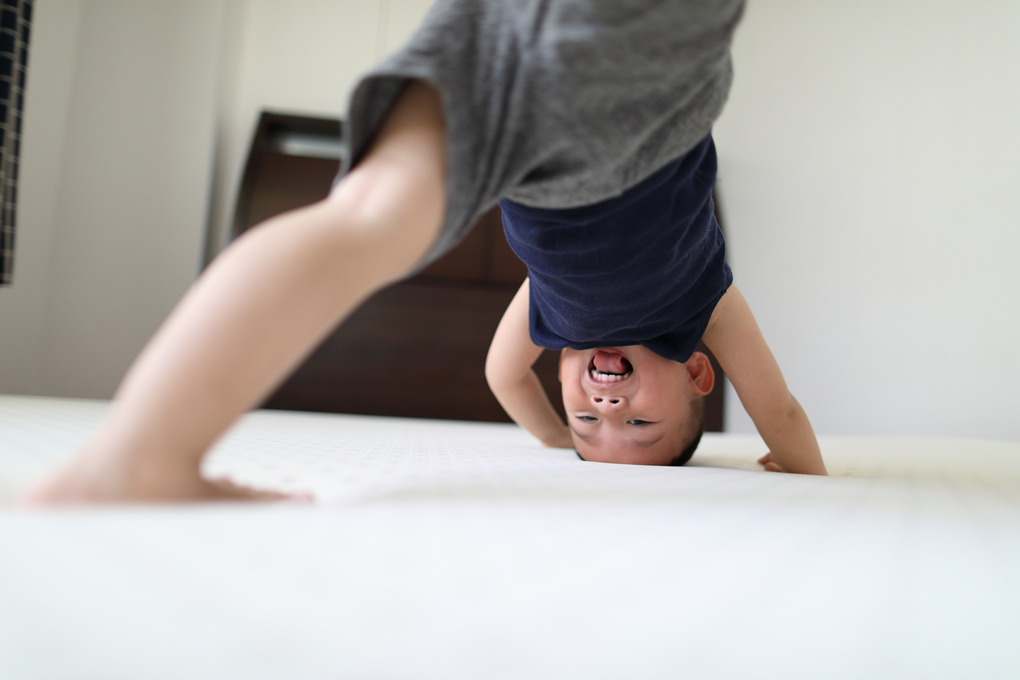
[1,395,1018,680]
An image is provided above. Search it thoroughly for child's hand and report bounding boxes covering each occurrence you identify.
[757,452,786,473]
[542,428,575,450]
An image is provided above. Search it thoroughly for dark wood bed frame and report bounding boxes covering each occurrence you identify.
[233,111,725,431]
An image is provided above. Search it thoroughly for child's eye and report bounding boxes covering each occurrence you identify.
[628,420,650,426]
[575,416,598,423]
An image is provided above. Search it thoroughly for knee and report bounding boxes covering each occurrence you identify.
[316,167,445,282]
[316,79,447,281]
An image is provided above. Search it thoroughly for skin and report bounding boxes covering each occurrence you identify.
[18,80,448,505]
[487,279,828,475]
[559,345,713,465]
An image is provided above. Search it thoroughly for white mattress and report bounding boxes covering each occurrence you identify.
[2,395,1018,680]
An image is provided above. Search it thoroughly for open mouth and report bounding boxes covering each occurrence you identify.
[588,350,633,384]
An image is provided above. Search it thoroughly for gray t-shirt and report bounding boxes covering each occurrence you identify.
[340,0,745,267]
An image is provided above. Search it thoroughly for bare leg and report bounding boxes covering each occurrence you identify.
[18,81,447,504]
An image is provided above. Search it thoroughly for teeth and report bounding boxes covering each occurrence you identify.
[590,368,631,382]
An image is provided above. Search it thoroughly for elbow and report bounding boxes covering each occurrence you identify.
[484,365,499,392]
[764,393,804,434]
[484,351,505,393]
[784,393,803,422]
[485,353,528,398]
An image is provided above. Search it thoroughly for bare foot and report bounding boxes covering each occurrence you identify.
[15,448,311,507]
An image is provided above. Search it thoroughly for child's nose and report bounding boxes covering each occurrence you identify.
[592,395,625,410]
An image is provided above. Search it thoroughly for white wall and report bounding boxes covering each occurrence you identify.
[714,0,1020,440]
[1,0,433,400]
[1,0,229,399]
[0,0,83,394]
[32,1,226,399]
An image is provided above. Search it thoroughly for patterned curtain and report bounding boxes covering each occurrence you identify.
[0,0,30,286]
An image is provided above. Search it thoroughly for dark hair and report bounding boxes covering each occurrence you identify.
[669,395,705,467]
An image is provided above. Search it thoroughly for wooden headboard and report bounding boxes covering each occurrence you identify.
[234,111,725,430]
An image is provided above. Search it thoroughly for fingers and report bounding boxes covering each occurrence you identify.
[757,453,785,473]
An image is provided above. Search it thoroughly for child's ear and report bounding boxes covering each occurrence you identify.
[685,352,715,396]
[558,349,565,382]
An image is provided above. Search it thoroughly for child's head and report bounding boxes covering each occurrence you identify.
[559,346,715,466]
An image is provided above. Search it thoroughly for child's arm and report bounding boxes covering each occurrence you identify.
[701,285,827,475]
[486,279,573,448]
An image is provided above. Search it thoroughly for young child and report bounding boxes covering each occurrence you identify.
[485,136,825,472]
[20,0,824,505]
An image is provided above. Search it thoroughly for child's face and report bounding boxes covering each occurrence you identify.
[559,346,704,465]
